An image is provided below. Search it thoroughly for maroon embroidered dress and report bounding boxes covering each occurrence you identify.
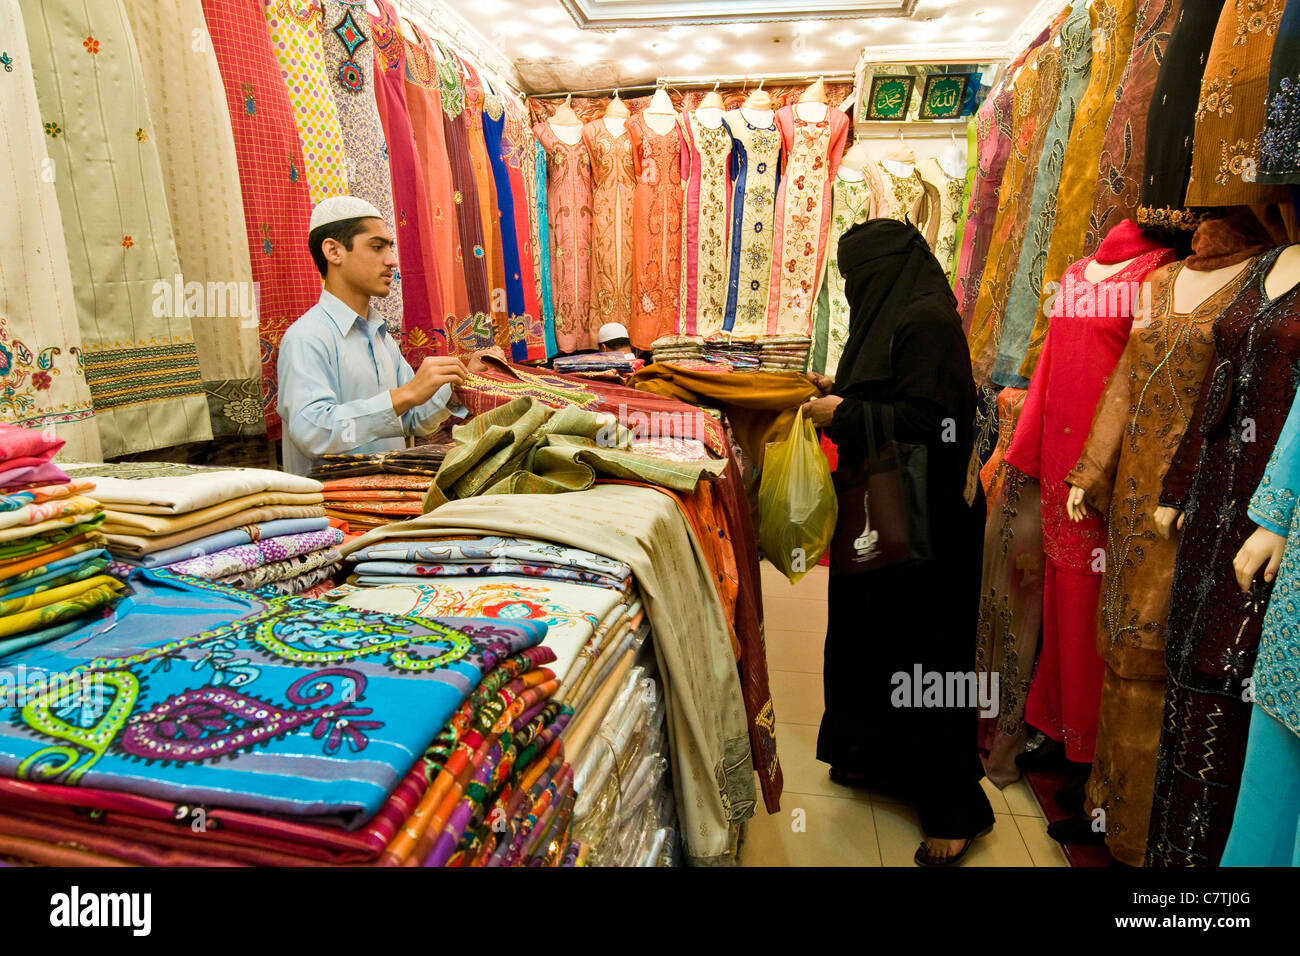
[1004,238,1174,762]
[201,0,321,439]
[371,0,444,361]
[1148,247,1300,867]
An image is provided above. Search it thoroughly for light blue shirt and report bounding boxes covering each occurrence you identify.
[277,290,465,476]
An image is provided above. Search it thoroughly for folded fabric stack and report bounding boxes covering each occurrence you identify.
[0,569,584,866]
[320,474,432,534]
[703,336,760,371]
[326,532,664,865]
[308,443,452,480]
[650,334,705,366]
[0,426,122,660]
[757,334,812,372]
[552,352,643,376]
[60,463,339,599]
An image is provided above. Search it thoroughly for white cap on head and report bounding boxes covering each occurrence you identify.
[597,322,630,344]
[310,195,384,233]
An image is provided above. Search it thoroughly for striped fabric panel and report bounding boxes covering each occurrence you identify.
[81,341,204,409]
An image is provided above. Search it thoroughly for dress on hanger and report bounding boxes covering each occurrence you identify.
[482,88,528,359]
[627,112,683,350]
[402,25,470,334]
[1149,247,1300,867]
[319,0,402,331]
[955,80,1015,329]
[722,109,781,338]
[764,104,849,335]
[583,118,636,330]
[1261,0,1300,185]
[125,0,261,439]
[532,122,594,353]
[0,0,100,460]
[502,98,545,360]
[434,41,492,350]
[1137,1,1227,232]
[1186,0,1290,208]
[810,174,875,375]
[988,0,1094,390]
[679,110,733,337]
[534,138,557,357]
[965,14,1069,386]
[928,155,968,278]
[371,0,443,361]
[263,0,349,204]
[1088,0,1186,246]
[1066,259,1254,867]
[975,386,1042,787]
[460,58,507,336]
[1004,234,1175,765]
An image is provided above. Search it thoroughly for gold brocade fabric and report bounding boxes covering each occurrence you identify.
[1020,0,1139,383]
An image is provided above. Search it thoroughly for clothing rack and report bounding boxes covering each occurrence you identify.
[530,72,855,99]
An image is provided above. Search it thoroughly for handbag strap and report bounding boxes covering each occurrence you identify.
[864,403,896,463]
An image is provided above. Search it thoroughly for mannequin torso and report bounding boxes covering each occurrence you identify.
[603,117,627,138]
[1172,257,1255,314]
[696,107,724,129]
[1265,244,1300,301]
[740,107,775,129]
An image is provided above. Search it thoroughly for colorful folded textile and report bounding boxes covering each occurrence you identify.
[0,516,105,561]
[309,444,453,479]
[58,465,320,514]
[0,576,124,638]
[0,537,107,583]
[0,463,73,488]
[349,560,628,591]
[0,551,111,599]
[0,481,97,512]
[0,495,99,532]
[321,475,434,492]
[249,564,337,598]
[349,536,632,581]
[216,547,341,591]
[120,517,333,568]
[0,572,548,823]
[100,491,325,537]
[168,528,344,580]
[106,505,329,557]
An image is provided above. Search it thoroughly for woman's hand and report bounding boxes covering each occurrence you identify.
[801,395,843,428]
[807,372,835,396]
[1234,525,1287,593]
[1153,506,1184,540]
[1066,485,1090,523]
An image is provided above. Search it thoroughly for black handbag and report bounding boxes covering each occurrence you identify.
[830,405,931,574]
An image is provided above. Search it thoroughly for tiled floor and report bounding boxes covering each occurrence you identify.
[739,561,1068,867]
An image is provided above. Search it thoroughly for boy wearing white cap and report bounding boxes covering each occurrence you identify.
[277,196,499,475]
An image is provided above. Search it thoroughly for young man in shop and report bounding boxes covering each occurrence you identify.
[277,196,501,476]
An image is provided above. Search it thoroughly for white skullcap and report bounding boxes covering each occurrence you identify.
[597,322,630,344]
[310,195,384,232]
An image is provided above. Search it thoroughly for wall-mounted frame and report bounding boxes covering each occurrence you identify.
[851,59,1004,134]
[864,74,915,120]
[918,73,970,119]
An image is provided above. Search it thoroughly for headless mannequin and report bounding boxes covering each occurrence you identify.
[645,86,677,135]
[881,140,916,179]
[550,94,582,145]
[740,81,775,129]
[603,91,629,137]
[838,142,870,183]
[795,77,828,122]
[938,135,966,180]
[697,84,724,129]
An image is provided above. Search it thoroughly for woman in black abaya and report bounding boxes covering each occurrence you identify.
[803,218,994,865]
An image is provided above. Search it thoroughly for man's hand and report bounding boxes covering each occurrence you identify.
[801,395,843,428]
[1153,505,1183,540]
[391,355,467,414]
[1234,525,1287,593]
[467,347,506,374]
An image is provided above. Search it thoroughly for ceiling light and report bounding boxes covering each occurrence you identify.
[666,26,693,39]
[624,57,649,72]
[734,50,761,67]
[648,39,676,52]
[697,36,722,52]
[832,31,860,47]
[678,53,703,70]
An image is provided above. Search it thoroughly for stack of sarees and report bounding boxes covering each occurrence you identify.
[60,463,340,599]
[0,426,122,659]
[306,445,452,535]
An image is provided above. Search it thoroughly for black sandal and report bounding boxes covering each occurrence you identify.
[913,825,993,867]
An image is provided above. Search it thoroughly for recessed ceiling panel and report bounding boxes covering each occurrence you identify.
[560,0,913,27]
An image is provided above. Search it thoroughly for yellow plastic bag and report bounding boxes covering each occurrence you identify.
[757,408,838,584]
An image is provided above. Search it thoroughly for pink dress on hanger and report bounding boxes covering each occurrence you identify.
[679,110,733,337]
[764,103,849,335]
[533,122,594,353]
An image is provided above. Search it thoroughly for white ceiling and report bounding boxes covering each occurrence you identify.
[427,0,1057,93]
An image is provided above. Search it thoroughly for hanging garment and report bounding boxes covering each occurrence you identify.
[583,118,636,332]
[1221,703,1300,866]
[318,1,403,332]
[433,42,491,349]
[1148,247,1300,867]
[679,111,733,338]
[1067,259,1254,867]
[460,57,507,339]
[955,81,1015,329]
[765,105,850,336]
[1004,237,1175,764]
[1138,0,1228,232]
[1088,0,1186,247]
[627,113,684,349]
[989,0,1095,389]
[810,174,876,376]
[1020,0,1140,384]
[0,0,99,461]
[1261,1,1300,185]
[1186,0,1291,208]
[928,155,968,278]
[501,98,545,360]
[370,0,444,362]
[965,20,1069,386]
[263,0,349,204]
[875,161,924,222]
[21,0,212,457]
[125,0,263,439]
[533,122,594,353]
[200,0,322,442]
[535,138,557,357]
[483,89,528,359]
[721,109,781,339]
[400,23,468,337]
[974,389,1043,787]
